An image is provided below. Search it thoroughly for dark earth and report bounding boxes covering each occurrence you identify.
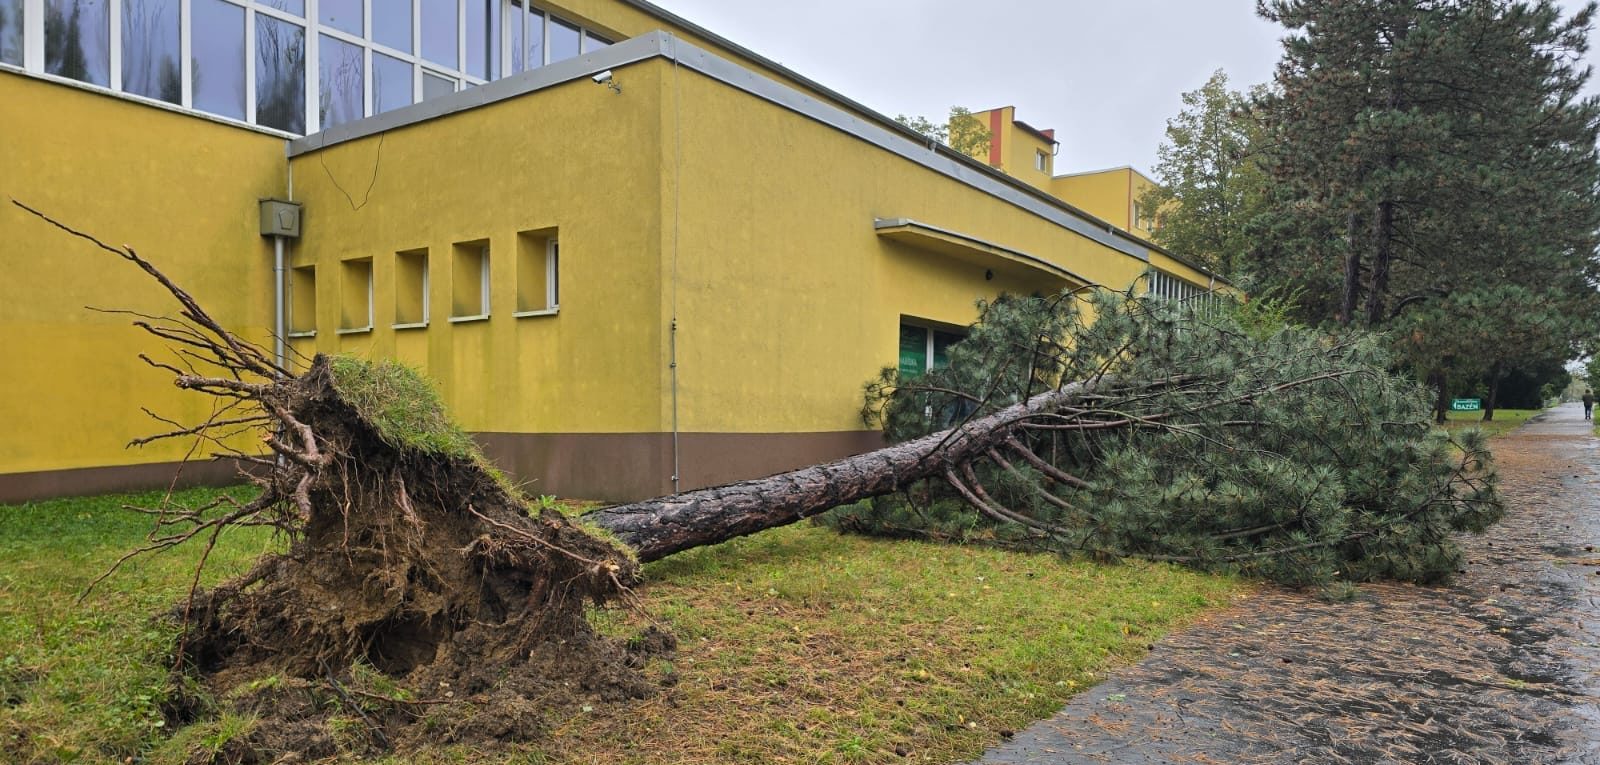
[973,403,1600,764]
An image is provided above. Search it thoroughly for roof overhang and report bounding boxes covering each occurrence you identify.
[874,218,1094,288]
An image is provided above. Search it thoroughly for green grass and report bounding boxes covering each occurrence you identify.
[0,487,1244,764]
[0,486,278,763]
[1438,408,1540,439]
[327,355,479,459]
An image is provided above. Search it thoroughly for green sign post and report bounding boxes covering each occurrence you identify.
[1451,398,1482,412]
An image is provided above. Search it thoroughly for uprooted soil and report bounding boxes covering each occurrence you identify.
[165,356,674,762]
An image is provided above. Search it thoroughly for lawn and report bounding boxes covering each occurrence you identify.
[1439,408,1541,439]
[0,487,1244,764]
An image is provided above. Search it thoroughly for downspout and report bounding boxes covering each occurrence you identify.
[669,35,683,494]
[274,237,286,369]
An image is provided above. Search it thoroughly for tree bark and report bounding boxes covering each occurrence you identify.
[1341,211,1364,325]
[586,381,1100,562]
[1483,363,1502,422]
[1431,367,1450,425]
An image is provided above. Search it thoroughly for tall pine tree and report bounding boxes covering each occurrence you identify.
[1252,0,1600,415]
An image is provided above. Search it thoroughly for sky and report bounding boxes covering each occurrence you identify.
[650,0,1600,177]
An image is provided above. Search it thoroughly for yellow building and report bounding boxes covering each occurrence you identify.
[0,0,1226,503]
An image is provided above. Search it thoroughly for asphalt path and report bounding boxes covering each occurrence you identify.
[971,403,1600,764]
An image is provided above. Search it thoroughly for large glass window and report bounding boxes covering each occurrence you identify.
[121,0,179,103]
[372,52,412,114]
[506,0,522,72]
[46,0,111,86]
[465,0,494,79]
[190,0,245,120]
[1,0,25,66]
[318,34,362,129]
[372,0,411,53]
[422,70,453,100]
[420,0,456,68]
[255,14,305,133]
[318,0,361,36]
[548,16,577,64]
[258,0,302,16]
[524,9,542,70]
[13,0,619,134]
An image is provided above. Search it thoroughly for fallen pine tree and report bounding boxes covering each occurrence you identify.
[18,201,1501,757]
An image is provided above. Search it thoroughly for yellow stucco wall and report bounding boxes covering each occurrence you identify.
[1052,168,1135,230]
[665,67,1144,434]
[0,72,285,475]
[285,65,668,436]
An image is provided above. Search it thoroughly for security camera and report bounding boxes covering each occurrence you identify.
[592,70,614,84]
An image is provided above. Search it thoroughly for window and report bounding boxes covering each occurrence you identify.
[9,0,616,134]
[1147,270,1216,312]
[515,230,558,315]
[451,240,490,320]
[394,248,429,327]
[338,257,373,332]
[288,264,317,335]
[1035,149,1048,173]
[897,323,962,379]
[0,0,22,66]
[46,0,110,85]
[121,0,180,104]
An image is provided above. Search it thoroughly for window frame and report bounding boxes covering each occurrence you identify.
[10,0,615,134]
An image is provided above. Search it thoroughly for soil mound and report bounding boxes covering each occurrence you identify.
[171,355,671,761]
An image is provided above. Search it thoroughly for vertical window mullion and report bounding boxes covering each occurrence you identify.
[455,0,463,73]
[924,329,934,373]
[411,0,419,102]
[244,7,256,123]
[538,8,547,66]
[108,0,122,91]
[22,0,42,70]
[305,0,320,133]
[179,0,192,106]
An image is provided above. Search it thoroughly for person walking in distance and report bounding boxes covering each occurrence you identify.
[1584,390,1595,421]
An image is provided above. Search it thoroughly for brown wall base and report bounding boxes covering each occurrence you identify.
[0,459,250,505]
[1,431,887,505]
[474,430,888,502]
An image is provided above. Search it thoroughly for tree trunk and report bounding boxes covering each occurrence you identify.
[1483,363,1502,422]
[1341,211,1364,325]
[1431,368,1450,425]
[1365,197,1396,327]
[587,381,1100,562]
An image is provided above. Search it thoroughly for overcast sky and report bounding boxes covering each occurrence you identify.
[651,0,1600,177]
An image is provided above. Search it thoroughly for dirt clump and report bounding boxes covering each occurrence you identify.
[168,356,672,761]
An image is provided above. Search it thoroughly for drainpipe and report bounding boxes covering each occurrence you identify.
[273,237,286,368]
[259,199,303,370]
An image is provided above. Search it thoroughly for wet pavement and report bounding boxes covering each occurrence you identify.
[972,403,1600,764]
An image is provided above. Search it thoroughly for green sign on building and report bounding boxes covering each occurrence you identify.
[1451,398,1482,412]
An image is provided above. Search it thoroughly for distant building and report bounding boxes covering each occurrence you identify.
[0,0,1228,503]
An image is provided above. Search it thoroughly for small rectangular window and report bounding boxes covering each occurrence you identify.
[515,230,559,315]
[394,248,429,327]
[289,265,317,335]
[1035,149,1048,172]
[339,257,373,332]
[451,240,490,320]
